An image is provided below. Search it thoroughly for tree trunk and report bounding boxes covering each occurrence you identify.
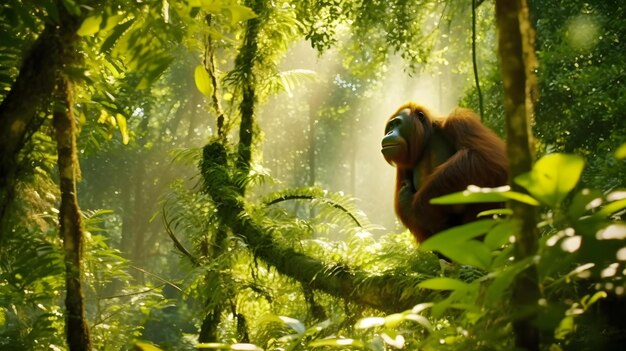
[199,303,223,342]
[0,1,83,227]
[204,16,226,140]
[472,0,484,119]
[234,0,264,180]
[54,77,91,351]
[495,0,540,350]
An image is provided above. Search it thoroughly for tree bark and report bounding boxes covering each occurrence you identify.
[472,0,484,119]
[0,2,82,224]
[234,0,263,181]
[201,142,438,313]
[495,0,540,350]
[204,15,226,140]
[54,78,91,351]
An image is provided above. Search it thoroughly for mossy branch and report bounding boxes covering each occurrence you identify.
[201,141,437,312]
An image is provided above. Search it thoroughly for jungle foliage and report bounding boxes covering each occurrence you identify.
[0,0,625,351]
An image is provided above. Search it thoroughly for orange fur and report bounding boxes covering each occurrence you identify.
[384,103,508,242]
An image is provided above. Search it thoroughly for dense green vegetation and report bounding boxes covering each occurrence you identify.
[0,0,624,350]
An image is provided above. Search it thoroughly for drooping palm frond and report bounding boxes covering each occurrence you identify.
[260,186,370,229]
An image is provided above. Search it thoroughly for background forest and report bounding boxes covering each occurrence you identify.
[0,0,625,350]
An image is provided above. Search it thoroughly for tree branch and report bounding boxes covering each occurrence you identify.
[201,142,438,313]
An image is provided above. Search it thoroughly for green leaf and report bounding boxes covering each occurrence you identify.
[77,15,102,36]
[62,0,82,16]
[194,65,213,97]
[134,341,163,351]
[484,257,532,306]
[227,5,257,25]
[484,270,516,307]
[309,338,365,348]
[115,114,129,145]
[196,343,263,350]
[384,313,404,328]
[596,191,626,217]
[101,18,136,53]
[437,240,492,269]
[515,154,585,208]
[420,219,497,252]
[615,143,626,159]
[568,188,603,220]
[102,14,125,31]
[194,0,223,13]
[42,0,60,24]
[431,186,539,206]
[555,316,574,340]
[418,277,470,291]
[583,291,607,309]
[477,208,513,217]
[230,344,264,351]
[484,220,518,250]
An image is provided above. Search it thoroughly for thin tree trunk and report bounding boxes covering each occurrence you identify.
[198,303,223,342]
[204,15,226,140]
[0,1,83,228]
[54,77,91,351]
[495,0,540,350]
[234,0,263,180]
[472,0,484,119]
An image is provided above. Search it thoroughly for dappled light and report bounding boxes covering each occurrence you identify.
[1,0,625,350]
[566,14,601,51]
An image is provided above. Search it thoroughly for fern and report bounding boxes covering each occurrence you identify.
[260,187,369,229]
[264,69,318,97]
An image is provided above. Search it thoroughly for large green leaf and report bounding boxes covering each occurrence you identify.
[115,113,129,145]
[568,188,603,220]
[77,15,102,36]
[101,18,136,53]
[439,240,492,269]
[420,219,497,252]
[227,5,258,25]
[484,220,519,250]
[431,185,539,206]
[420,220,496,268]
[309,338,365,348]
[418,277,470,291]
[484,257,533,306]
[134,341,163,351]
[194,64,214,97]
[515,153,585,208]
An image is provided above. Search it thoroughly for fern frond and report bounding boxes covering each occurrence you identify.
[162,207,198,265]
[169,147,203,166]
[264,69,318,97]
[260,187,369,229]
